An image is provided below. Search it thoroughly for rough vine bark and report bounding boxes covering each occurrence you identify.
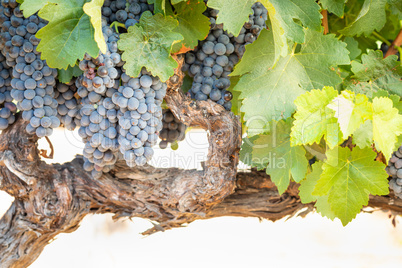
[0,67,401,268]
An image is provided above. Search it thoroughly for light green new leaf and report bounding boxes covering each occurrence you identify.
[347,50,402,97]
[118,11,183,82]
[291,87,343,149]
[57,65,83,83]
[19,0,63,17]
[207,0,255,36]
[35,0,100,69]
[240,119,309,194]
[313,146,389,225]
[299,162,336,220]
[83,0,106,54]
[340,0,387,36]
[372,97,402,161]
[233,29,350,136]
[372,90,402,113]
[319,0,347,17]
[327,90,372,139]
[353,120,373,149]
[172,0,210,53]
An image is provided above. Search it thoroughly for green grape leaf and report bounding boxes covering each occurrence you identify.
[353,120,373,149]
[372,90,402,112]
[291,86,343,149]
[234,29,350,136]
[83,0,106,54]
[299,162,324,204]
[57,65,83,83]
[172,0,210,53]
[207,0,255,36]
[171,0,186,4]
[372,97,402,161]
[118,11,183,82]
[19,0,62,17]
[298,162,336,220]
[228,77,242,117]
[377,10,401,41]
[327,90,372,140]
[313,146,389,226]
[343,37,362,61]
[319,0,347,17]
[262,0,322,63]
[315,195,337,220]
[35,0,100,69]
[347,50,402,97]
[264,3,287,64]
[181,75,193,93]
[147,0,173,15]
[340,0,387,36]
[263,0,322,43]
[240,119,308,195]
[231,28,275,76]
[388,0,402,19]
[327,0,364,34]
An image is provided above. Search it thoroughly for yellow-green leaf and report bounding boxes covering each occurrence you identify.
[291,87,343,149]
[372,97,402,161]
[313,146,389,225]
[327,90,372,140]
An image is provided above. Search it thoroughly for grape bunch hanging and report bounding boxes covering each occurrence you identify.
[182,3,268,111]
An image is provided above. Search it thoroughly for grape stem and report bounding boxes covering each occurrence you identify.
[372,31,391,46]
[110,21,126,34]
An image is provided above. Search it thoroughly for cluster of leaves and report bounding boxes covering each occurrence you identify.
[15,0,402,225]
[235,0,402,225]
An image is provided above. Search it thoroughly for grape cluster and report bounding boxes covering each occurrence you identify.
[0,54,16,129]
[159,109,186,149]
[387,146,402,198]
[0,2,24,129]
[0,2,59,137]
[54,80,80,131]
[102,0,153,28]
[114,69,166,167]
[183,3,267,110]
[79,97,120,179]
[76,26,123,178]
[77,26,121,105]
